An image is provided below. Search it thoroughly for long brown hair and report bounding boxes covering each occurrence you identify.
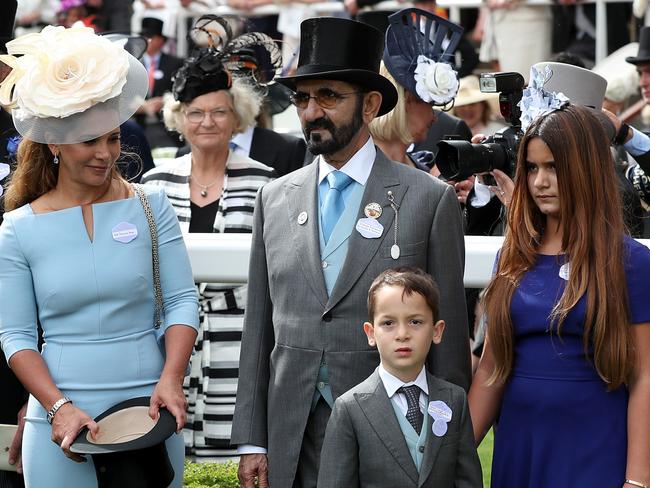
[4,139,126,211]
[483,104,631,389]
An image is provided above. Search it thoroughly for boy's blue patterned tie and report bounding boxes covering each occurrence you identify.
[398,385,423,435]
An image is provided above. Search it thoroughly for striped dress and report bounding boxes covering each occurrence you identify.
[141,151,274,460]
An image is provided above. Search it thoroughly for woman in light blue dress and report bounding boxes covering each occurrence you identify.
[0,24,199,487]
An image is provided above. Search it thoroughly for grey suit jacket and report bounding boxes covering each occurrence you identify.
[317,370,482,488]
[231,149,470,487]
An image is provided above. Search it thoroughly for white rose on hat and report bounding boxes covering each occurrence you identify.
[413,55,459,105]
[0,23,129,120]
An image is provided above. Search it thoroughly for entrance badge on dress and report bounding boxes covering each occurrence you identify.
[112,222,138,243]
[356,218,383,239]
[559,262,570,281]
[364,202,382,219]
[428,400,452,437]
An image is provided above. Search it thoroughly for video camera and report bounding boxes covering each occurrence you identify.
[435,72,525,181]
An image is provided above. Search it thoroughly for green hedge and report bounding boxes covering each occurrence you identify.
[183,431,494,487]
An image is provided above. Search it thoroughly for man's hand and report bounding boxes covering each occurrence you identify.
[238,453,269,488]
[8,402,27,474]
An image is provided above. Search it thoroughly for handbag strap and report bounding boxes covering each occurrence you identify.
[133,184,163,329]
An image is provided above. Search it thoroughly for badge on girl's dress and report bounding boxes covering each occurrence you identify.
[559,262,570,281]
[356,218,383,238]
[112,222,138,243]
[428,400,452,437]
[364,202,382,219]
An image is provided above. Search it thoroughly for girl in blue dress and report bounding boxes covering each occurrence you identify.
[0,24,199,487]
[468,102,650,487]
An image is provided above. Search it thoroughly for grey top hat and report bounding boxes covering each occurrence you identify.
[275,17,398,116]
[532,62,607,110]
[626,27,650,65]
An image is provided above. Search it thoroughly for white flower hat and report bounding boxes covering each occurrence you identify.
[0,23,148,144]
[383,8,463,107]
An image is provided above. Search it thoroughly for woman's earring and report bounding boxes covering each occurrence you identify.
[53,154,59,165]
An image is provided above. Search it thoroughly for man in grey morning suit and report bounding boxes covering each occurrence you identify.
[231,17,471,488]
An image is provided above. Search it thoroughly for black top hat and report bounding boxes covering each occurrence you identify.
[356,10,393,35]
[71,397,177,488]
[140,17,165,38]
[276,17,398,116]
[626,27,650,65]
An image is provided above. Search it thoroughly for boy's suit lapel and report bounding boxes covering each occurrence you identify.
[354,371,419,485]
[418,374,451,486]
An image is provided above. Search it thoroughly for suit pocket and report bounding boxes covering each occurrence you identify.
[381,240,425,259]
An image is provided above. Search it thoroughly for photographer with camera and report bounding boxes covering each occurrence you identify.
[436,62,646,237]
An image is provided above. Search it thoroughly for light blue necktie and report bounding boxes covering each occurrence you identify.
[321,170,354,243]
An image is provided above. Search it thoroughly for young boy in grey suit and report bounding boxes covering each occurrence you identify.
[318,267,482,488]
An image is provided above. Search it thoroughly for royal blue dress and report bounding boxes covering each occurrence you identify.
[0,187,199,487]
[491,236,650,487]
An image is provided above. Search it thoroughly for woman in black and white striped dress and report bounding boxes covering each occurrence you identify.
[141,46,274,461]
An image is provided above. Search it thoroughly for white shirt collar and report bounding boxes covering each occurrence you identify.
[317,136,376,186]
[231,125,255,156]
[378,364,429,399]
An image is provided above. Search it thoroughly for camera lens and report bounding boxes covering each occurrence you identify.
[435,141,508,181]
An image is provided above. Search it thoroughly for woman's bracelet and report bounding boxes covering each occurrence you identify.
[46,397,72,424]
[626,479,650,488]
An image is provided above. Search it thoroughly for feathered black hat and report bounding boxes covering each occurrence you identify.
[172,15,282,103]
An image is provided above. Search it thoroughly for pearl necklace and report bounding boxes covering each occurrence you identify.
[190,174,220,197]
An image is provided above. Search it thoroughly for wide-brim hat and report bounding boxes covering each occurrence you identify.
[594,43,640,103]
[13,53,148,144]
[71,397,176,488]
[383,9,463,106]
[532,62,606,110]
[626,27,650,65]
[276,17,397,116]
[1,25,149,145]
[140,17,165,38]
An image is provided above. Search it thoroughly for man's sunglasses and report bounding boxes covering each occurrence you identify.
[289,88,362,109]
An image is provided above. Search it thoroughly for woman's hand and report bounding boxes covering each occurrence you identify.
[8,402,27,473]
[51,403,98,463]
[488,169,514,207]
[150,375,188,433]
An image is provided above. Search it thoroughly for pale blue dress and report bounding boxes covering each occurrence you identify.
[0,187,199,488]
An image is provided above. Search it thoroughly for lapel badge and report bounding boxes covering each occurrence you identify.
[428,400,452,437]
[363,202,382,219]
[297,211,308,225]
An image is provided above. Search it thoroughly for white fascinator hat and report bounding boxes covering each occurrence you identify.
[0,23,148,145]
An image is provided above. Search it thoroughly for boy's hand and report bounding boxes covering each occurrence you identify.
[238,454,269,488]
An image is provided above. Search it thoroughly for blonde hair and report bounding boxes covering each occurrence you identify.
[369,64,413,146]
[4,139,126,211]
[162,76,263,137]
